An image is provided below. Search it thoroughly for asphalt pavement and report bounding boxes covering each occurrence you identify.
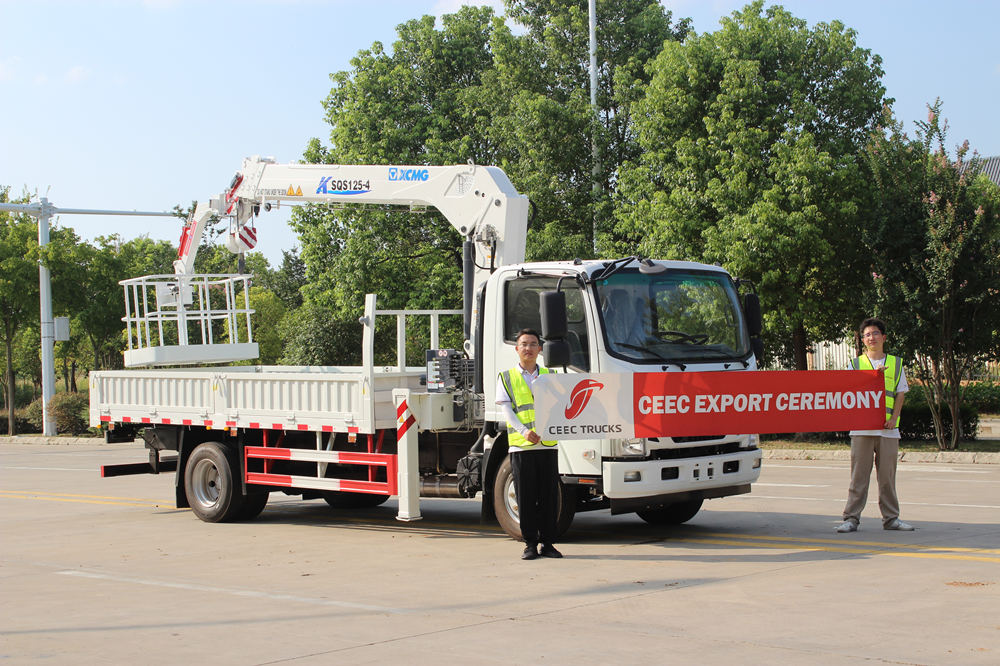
[1,440,997,665]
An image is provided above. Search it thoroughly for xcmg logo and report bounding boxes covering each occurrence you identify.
[565,379,604,419]
[388,167,429,182]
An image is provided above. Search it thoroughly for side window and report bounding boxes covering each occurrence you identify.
[504,278,591,371]
[504,280,543,340]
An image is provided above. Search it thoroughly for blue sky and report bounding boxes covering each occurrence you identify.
[2,0,997,266]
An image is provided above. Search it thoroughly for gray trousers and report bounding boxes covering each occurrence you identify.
[843,435,901,527]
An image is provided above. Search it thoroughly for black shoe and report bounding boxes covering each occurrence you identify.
[521,544,538,560]
[539,544,563,558]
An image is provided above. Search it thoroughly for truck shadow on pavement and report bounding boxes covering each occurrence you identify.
[250,499,998,564]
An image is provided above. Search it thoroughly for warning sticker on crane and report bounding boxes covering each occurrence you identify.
[533,370,885,439]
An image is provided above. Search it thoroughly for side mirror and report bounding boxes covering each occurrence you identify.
[744,293,762,338]
[540,290,568,340]
[543,339,570,368]
[751,338,764,364]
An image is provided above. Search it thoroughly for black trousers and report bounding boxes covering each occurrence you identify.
[511,448,559,545]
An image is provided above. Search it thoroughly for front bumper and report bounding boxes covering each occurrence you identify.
[602,448,761,500]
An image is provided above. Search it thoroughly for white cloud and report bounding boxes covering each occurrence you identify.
[0,55,20,82]
[64,65,92,84]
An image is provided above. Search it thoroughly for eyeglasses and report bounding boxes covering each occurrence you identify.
[516,342,540,349]
[862,331,883,339]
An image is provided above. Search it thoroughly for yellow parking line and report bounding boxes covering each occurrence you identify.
[675,537,1000,563]
[700,531,1000,554]
[0,489,163,502]
[0,492,164,508]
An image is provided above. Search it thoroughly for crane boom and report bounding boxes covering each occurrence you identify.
[174,157,531,313]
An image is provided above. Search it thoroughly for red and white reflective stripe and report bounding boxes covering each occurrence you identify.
[101,415,365,434]
[225,174,244,214]
[245,446,394,466]
[245,472,392,495]
[396,401,416,438]
[238,224,257,250]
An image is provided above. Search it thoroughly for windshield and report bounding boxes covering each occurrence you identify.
[596,269,749,363]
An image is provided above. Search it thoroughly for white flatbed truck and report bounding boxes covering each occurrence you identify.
[91,157,764,537]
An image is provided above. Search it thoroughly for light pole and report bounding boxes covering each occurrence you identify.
[0,199,175,436]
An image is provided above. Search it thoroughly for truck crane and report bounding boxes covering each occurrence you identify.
[91,156,764,538]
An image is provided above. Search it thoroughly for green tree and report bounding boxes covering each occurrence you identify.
[297,6,502,319]
[0,188,40,434]
[490,0,689,257]
[277,303,363,366]
[864,101,1000,449]
[253,248,305,310]
[615,1,887,369]
[75,235,176,370]
[297,1,688,322]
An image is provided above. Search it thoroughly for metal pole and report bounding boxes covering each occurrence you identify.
[0,201,175,436]
[589,0,600,254]
[38,199,57,436]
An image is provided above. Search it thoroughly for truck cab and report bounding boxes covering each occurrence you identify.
[479,257,763,532]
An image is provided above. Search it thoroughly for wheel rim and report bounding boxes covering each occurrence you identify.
[190,458,222,509]
[503,474,520,523]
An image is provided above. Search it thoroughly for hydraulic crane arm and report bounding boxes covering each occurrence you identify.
[174,157,531,305]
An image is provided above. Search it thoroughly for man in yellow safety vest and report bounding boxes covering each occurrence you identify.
[837,317,914,533]
[496,328,564,560]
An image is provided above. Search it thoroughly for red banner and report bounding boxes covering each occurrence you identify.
[632,370,885,438]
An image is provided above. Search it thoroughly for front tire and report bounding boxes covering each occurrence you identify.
[492,454,574,540]
[636,498,703,525]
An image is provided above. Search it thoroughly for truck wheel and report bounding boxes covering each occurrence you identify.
[636,498,703,525]
[492,455,575,541]
[184,442,243,522]
[321,491,389,509]
[235,490,270,520]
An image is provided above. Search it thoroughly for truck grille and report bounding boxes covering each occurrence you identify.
[650,442,746,460]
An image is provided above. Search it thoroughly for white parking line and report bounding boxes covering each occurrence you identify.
[755,483,830,488]
[57,570,410,614]
[765,463,991,474]
[734,494,1000,509]
[2,466,93,472]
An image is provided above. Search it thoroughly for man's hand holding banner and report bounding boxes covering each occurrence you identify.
[533,370,885,440]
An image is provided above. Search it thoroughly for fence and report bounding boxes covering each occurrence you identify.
[806,338,1000,381]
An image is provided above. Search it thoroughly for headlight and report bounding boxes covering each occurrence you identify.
[614,438,646,456]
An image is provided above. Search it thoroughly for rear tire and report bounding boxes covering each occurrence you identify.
[184,442,242,522]
[636,498,703,525]
[492,455,574,541]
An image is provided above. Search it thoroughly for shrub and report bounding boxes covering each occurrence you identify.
[962,381,1000,414]
[0,410,36,434]
[23,393,89,434]
[23,398,44,431]
[899,400,979,441]
[47,392,89,434]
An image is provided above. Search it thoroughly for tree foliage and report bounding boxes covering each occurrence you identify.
[864,101,1000,448]
[1,189,41,433]
[615,1,887,369]
[294,1,688,326]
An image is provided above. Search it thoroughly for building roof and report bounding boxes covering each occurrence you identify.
[974,155,1000,186]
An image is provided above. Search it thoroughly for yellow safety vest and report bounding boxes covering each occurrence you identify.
[851,354,902,420]
[499,365,557,450]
